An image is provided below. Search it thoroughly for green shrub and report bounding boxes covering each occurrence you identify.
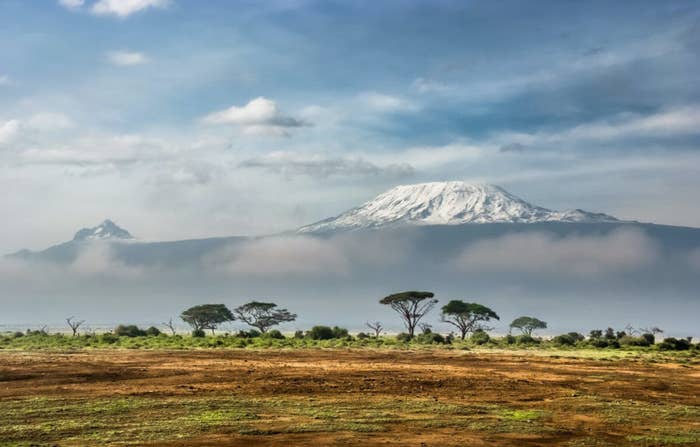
[552,332,584,346]
[307,326,335,340]
[618,335,650,347]
[99,333,119,344]
[264,329,285,339]
[470,330,490,345]
[641,333,655,345]
[332,326,349,338]
[504,334,516,345]
[415,332,446,344]
[293,330,304,339]
[658,337,691,351]
[356,332,370,339]
[145,326,161,336]
[237,329,261,338]
[114,325,147,337]
[396,332,411,343]
[516,334,539,345]
[191,329,206,338]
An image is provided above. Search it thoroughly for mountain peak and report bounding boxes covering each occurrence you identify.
[72,219,133,241]
[298,181,618,233]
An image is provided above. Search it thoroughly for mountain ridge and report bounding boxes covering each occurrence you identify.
[298,181,620,233]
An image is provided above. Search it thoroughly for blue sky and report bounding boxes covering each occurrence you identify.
[1,0,700,251]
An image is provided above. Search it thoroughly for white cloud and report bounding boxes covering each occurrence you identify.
[201,97,307,136]
[209,236,349,277]
[58,0,84,9]
[456,228,659,276]
[107,50,149,66]
[240,151,414,179]
[0,120,20,145]
[27,113,74,131]
[358,92,418,112]
[92,0,168,17]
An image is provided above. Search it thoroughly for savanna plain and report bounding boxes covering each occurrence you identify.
[1,343,699,447]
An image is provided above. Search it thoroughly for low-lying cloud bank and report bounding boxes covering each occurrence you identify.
[455,228,661,276]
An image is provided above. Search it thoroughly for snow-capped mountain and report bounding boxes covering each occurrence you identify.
[298,181,619,233]
[72,219,133,241]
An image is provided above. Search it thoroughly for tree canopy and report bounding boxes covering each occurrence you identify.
[441,300,499,340]
[180,304,234,335]
[233,301,296,333]
[379,291,437,338]
[509,316,547,336]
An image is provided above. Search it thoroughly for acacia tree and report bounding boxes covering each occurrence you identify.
[509,316,547,336]
[233,301,296,333]
[379,291,437,338]
[441,301,500,340]
[162,318,177,335]
[66,316,84,336]
[180,304,234,335]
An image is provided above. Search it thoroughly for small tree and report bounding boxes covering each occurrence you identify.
[380,291,437,338]
[366,321,384,338]
[441,300,499,340]
[66,316,84,336]
[509,316,547,336]
[180,304,234,335]
[233,301,296,333]
[162,318,177,335]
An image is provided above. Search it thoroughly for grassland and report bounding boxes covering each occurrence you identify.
[0,346,698,446]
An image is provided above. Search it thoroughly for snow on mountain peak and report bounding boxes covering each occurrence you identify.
[72,219,133,241]
[298,181,618,233]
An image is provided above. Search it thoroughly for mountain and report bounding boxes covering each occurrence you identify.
[72,219,133,241]
[298,181,620,233]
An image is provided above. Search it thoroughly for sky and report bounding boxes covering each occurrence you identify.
[1,0,700,253]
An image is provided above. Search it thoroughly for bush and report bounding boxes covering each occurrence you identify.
[552,332,584,346]
[641,333,655,345]
[589,338,610,348]
[658,337,691,351]
[504,334,516,345]
[307,326,335,340]
[114,325,147,337]
[396,332,412,343]
[415,332,446,344]
[99,333,119,344]
[191,329,206,338]
[332,326,349,338]
[618,335,650,347]
[516,334,540,345]
[293,330,304,339]
[145,326,161,336]
[356,332,370,340]
[470,330,490,345]
[264,329,285,339]
[12,331,24,338]
[237,329,261,338]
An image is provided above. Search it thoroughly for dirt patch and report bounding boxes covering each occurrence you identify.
[0,349,698,446]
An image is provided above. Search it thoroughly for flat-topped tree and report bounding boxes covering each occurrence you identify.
[234,301,297,333]
[509,316,547,336]
[180,304,234,335]
[380,291,437,338]
[441,301,499,340]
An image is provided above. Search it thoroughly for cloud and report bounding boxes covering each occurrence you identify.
[208,236,349,277]
[0,120,20,145]
[411,78,451,94]
[358,92,418,113]
[0,75,9,85]
[456,228,659,276]
[240,151,415,179]
[202,97,308,136]
[92,0,168,17]
[58,0,84,9]
[27,113,74,131]
[69,242,143,278]
[107,50,149,66]
[499,142,526,153]
[18,133,169,167]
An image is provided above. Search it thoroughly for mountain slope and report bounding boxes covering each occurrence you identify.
[298,181,619,233]
[72,219,133,241]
